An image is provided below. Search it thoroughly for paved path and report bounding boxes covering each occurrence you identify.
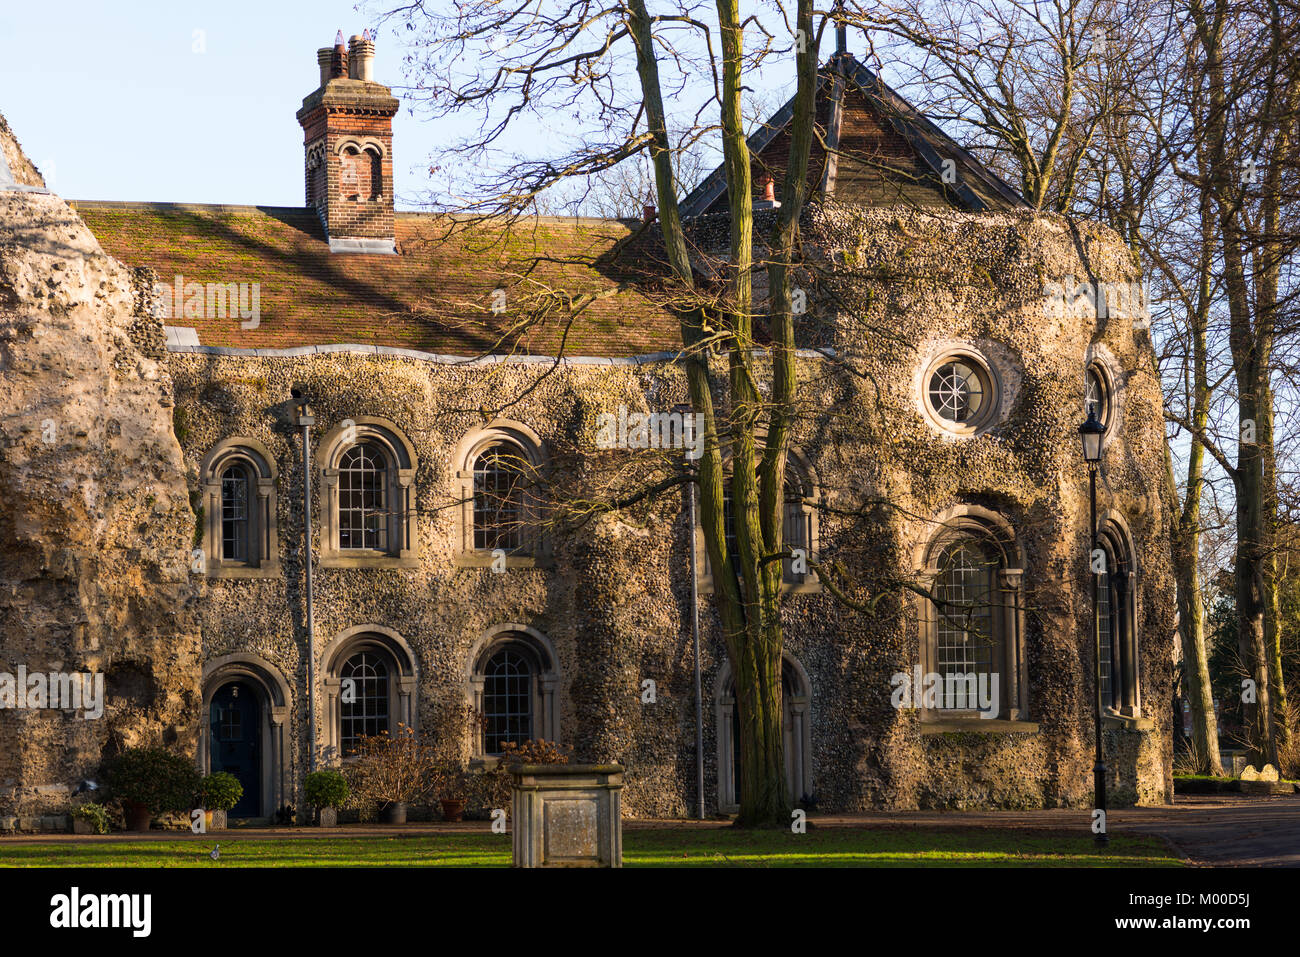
[5,794,1298,866]
[799,794,1300,867]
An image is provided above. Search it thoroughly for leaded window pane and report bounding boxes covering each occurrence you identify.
[339,443,388,551]
[483,648,533,753]
[474,446,524,552]
[221,466,250,562]
[340,652,390,755]
[934,540,997,705]
[1098,565,1114,709]
[928,361,985,423]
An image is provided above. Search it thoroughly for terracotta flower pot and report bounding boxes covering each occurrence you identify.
[440,799,465,823]
[123,801,152,832]
[382,802,407,825]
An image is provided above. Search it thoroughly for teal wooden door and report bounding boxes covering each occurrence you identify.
[210,682,260,817]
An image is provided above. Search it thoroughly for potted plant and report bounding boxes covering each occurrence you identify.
[434,760,468,822]
[304,770,349,827]
[344,724,436,824]
[70,803,111,835]
[106,748,200,832]
[196,771,242,830]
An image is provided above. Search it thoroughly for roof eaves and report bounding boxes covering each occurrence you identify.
[845,58,1028,210]
[679,72,830,219]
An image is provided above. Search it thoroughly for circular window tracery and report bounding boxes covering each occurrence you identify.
[921,350,1000,435]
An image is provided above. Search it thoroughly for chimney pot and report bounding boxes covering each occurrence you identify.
[317,48,334,88]
[331,31,348,79]
[348,33,375,81]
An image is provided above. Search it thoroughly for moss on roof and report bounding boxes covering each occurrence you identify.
[72,202,682,357]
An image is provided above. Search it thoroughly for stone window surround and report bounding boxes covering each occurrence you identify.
[912,504,1030,724]
[451,419,549,569]
[714,654,813,813]
[1085,343,1126,453]
[1097,509,1142,719]
[696,446,823,596]
[316,416,419,569]
[199,653,292,820]
[918,345,1003,437]
[464,624,560,758]
[320,625,419,767]
[200,437,281,579]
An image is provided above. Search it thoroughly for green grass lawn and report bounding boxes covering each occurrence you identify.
[0,826,1182,867]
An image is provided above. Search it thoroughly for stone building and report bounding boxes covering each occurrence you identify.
[0,33,1175,824]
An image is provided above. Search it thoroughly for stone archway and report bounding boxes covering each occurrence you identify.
[714,654,813,813]
[200,654,291,820]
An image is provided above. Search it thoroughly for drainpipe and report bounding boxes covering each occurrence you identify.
[691,469,704,820]
[677,403,704,819]
[293,390,317,775]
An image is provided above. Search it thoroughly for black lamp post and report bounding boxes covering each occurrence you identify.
[1078,408,1108,847]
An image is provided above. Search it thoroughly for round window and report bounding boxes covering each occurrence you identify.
[922,351,999,434]
[1085,365,1110,430]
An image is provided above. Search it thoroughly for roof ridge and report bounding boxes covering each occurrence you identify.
[69,200,315,216]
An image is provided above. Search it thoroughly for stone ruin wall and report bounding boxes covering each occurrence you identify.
[0,113,202,823]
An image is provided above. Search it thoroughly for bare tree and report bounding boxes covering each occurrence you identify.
[376,0,832,825]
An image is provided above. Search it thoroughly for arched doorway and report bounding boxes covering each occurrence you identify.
[716,656,812,812]
[200,654,292,821]
[209,681,261,817]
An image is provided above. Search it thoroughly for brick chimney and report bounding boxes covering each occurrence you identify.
[297,30,399,254]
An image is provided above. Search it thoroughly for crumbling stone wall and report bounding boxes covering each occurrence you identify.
[0,113,202,821]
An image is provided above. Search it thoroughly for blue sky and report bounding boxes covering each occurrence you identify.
[0,0,442,207]
[1,0,818,211]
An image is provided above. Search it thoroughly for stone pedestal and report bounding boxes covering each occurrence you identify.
[510,764,623,868]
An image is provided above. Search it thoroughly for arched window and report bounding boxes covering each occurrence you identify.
[201,439,280,578]
[705,451,820,594]
[933,539,999,688]
[1085,364,1112,431]
[473,445,525,553]
[318,418,417,568]
[467,628,559,756]
[917,507,1026,721]
[220,464,251,562]
[453,422,546,567]
[339,442,389,551]
[483,647,534,753]
[322,627,418,765]
[715,655,813,812]
[1097,522,1140,716]
[339,651,390,756]
[367,148,383,200]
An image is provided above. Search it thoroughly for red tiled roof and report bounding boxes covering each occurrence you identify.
[72,201,684,357]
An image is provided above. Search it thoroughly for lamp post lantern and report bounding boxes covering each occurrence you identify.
[1078,408,1107,847]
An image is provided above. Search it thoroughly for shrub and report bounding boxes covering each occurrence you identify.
[343,724,437,808]
[106,748,201,813]
[304,770,349,809]
[196,772,243,812]
[470,739,572,819]
[71,803,111,834]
